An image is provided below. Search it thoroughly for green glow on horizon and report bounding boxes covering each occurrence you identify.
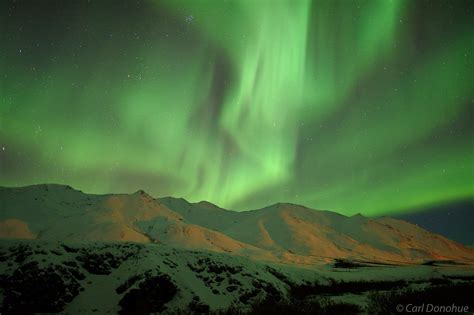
[0,0,473,215]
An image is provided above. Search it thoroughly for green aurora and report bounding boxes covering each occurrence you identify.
[0,0,473,215]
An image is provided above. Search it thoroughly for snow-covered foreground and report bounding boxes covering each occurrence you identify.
[0,240,473,314]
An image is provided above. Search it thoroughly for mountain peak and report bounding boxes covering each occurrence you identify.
[261,202,313,213]
[194,200,226,211]
[0,183,80,192]
[132,189,153,199]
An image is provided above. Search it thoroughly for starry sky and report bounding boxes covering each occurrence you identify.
[0,0,473,216]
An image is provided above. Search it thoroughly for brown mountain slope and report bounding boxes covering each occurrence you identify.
[0,185,267,257]
[1,185,473,265]
[162,200,474,264]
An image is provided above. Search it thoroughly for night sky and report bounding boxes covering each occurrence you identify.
[1,0,473,216]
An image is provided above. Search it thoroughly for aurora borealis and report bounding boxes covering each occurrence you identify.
[0,0,473,216]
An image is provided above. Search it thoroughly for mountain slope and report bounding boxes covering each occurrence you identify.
[1,184,473,265]
[0,185,266,258]
[3,239,472,314]
[162,200,474,264]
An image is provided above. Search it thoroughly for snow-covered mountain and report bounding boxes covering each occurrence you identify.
[1,184,473,265]
[1,184,474,314]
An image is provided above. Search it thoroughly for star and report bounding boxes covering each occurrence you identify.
[185,15,194,24]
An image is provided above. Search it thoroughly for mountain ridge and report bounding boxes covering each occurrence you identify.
[1,184,473,266]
